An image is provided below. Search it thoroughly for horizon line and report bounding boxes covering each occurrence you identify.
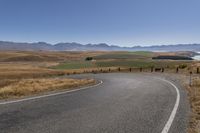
[0,40,200,48]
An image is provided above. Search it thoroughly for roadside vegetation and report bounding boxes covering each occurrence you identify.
[0,51,103,99]
[187,77,200,133]
[0,78,95,99]
[0,63,95,99]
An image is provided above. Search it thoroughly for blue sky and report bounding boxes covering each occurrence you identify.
[0,0,200,46]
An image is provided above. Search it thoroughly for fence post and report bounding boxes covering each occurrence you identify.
[197,67,199,74]
[140,67,142,72]
[129,68,132,72]
[118,67,121,72]
[151,67,153,72]
[109,68,111,72]
[189,71,192,86]
[176,67,179,73]
[162,68,164,72]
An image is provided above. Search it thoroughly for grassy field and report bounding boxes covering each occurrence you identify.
[52,61,96,69]
[96,60,193,68]
[0,51,105,62]
[0,63,65,79]
[0,51,105,99]
[52,51,194,70]
[0,63,95,99]
[93,51,154,60]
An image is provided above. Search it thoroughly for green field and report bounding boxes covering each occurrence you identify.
[96,60,154,68]
[93,51,154,60]
[52,51,192,70]
[53,60,191,70]
[52,61,96,69]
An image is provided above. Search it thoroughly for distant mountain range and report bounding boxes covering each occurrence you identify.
[1,41,200,52]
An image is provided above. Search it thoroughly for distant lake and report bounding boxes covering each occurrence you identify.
[192,52,200,60]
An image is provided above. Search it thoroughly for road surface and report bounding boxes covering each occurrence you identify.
[0,73,189,133]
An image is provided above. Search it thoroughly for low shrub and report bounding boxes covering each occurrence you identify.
[179,64,187,69]
[85,57,93,61]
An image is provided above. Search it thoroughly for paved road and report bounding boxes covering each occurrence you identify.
[0,73,189,133]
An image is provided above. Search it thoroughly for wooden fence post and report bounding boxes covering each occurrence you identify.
[176,67,179,73]
[162,68,164,72]
[151,67,153,72]
[189,71,192,86]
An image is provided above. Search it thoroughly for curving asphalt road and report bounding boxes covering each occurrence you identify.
[0,73,189,133]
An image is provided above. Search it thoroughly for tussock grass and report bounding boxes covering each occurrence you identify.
[0,61,96,99]
[0,51,106,62]
[187,77,200,133]
[0,78,95,99]
[0,63,65,79]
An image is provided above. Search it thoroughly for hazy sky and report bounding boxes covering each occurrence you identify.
[0,0,200,46]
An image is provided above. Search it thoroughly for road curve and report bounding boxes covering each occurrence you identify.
[0,73,189,133]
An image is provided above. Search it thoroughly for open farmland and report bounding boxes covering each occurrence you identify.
[93,51,154,60]
[0,50,197,100]
[53,51,195,70]
[0,51,195,72]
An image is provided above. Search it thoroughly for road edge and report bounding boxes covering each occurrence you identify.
[0,80,103,105]
[157,78,180,133]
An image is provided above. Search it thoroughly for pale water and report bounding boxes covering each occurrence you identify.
[192,52,200,60]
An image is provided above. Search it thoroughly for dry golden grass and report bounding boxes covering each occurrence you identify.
[187,77,200,133]
[0,51,106,62]
[0,78,95,99]
[0,62,65,80]
[0,52,96,100]
[0,62,96,100]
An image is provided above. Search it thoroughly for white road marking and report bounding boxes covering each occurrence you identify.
[158,78,180,133]
[0,80,103,105]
